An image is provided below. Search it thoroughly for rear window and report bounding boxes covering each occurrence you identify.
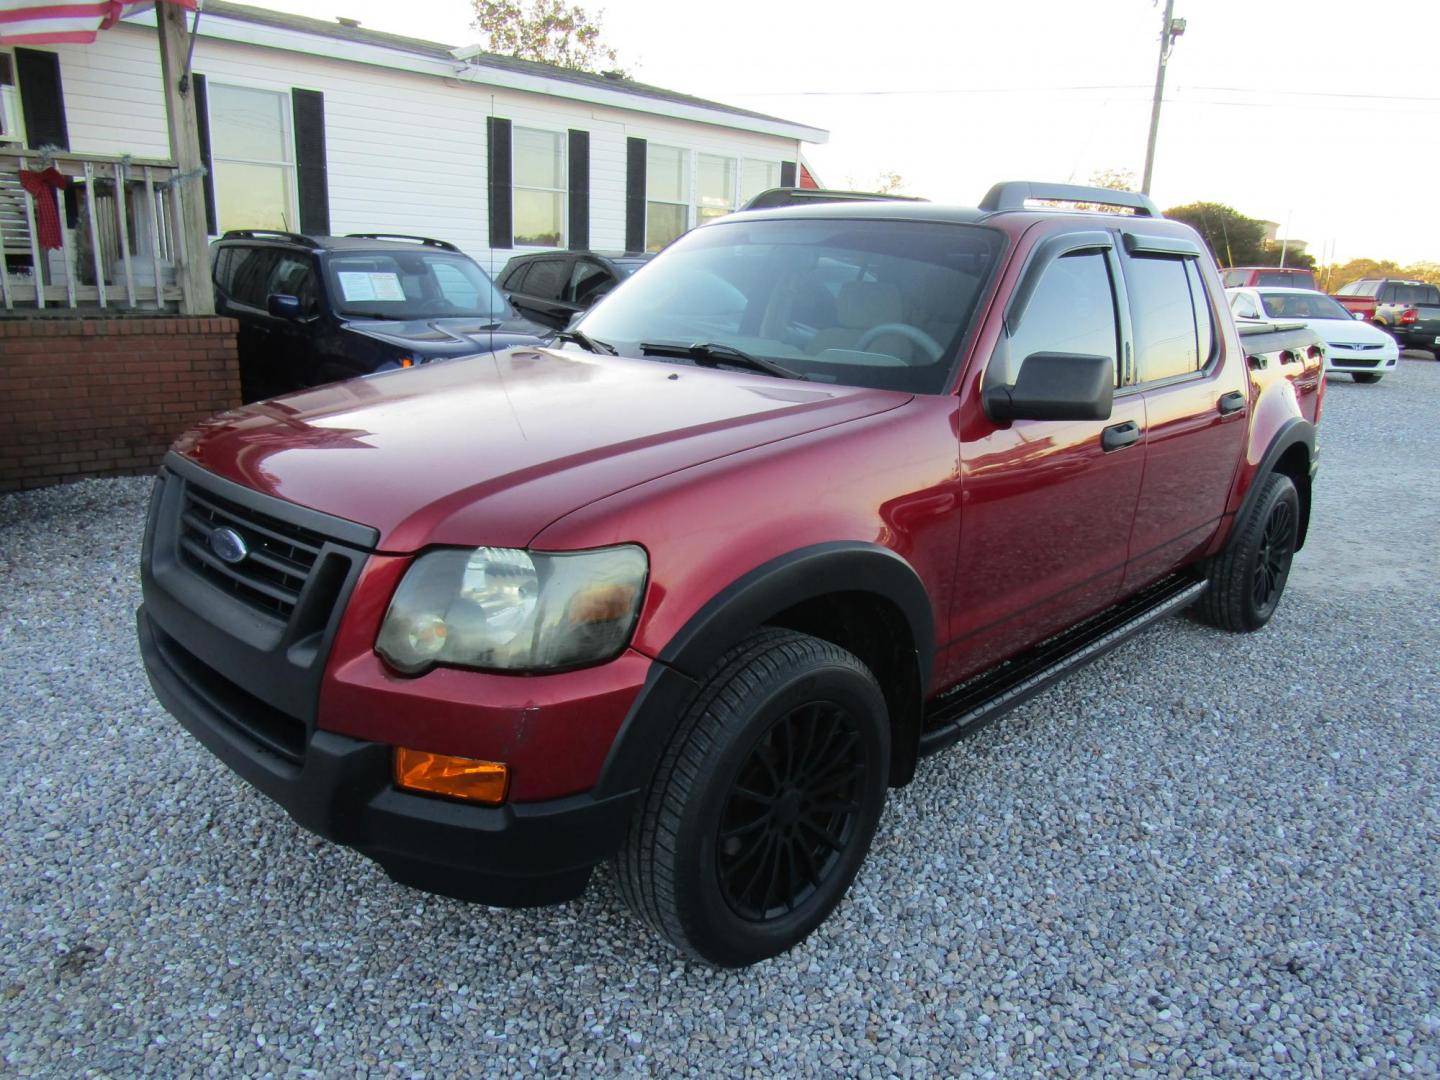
[1254,270,1317,289]
[1393,283,1440,306]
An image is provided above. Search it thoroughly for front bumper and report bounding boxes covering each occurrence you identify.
[1324,349,1398,374]
[138,607,639,905]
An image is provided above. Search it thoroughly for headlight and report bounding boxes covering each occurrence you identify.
[375,545,647,674]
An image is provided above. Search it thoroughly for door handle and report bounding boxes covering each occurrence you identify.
[1101,420,1141,452]
[1217,390,1246,415]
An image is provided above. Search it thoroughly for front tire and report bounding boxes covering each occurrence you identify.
[1194,472,1300,632]
[615,630,890,967]
[1353,373,1382,384]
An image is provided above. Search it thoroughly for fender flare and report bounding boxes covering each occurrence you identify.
[593,542,935,800]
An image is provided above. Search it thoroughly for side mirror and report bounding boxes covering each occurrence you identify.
[983,352,1114,422]
[267,293,303,319]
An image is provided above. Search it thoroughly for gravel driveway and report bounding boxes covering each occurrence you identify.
[2,360,1437,1077]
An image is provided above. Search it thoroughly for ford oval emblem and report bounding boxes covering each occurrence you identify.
[207,526,249,565]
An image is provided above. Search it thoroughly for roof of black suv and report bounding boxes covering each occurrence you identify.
[216,230,464,254]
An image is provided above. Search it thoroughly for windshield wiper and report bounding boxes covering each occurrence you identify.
[639,341,805,380]
[552,329,617,355]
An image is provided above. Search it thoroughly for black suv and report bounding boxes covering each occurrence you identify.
[497,250,651,330]
[212,231,548,402]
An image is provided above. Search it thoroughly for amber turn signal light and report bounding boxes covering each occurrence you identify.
[393,747,509,805]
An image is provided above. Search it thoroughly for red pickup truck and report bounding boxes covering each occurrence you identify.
[138,181,1324,966]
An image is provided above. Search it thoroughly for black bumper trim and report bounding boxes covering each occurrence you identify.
[139,607,639,907]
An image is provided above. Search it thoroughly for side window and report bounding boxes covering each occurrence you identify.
[268,254,318,313]
[522,258,567,301]
[1186,261,1214,364]
[1335,281,1356,296]
[212,247,234,292]
[1127,255,1200,383]
[1231,293,1261,320]
[1001,250,1119,386]
[566,260,613,305]
[502,262,531,292]
[1220,269,1245,288]
[1378,283,1395,303]
[229,247,280,309]
[1359,281,1380,298]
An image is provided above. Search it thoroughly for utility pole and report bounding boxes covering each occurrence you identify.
[1141,1,1185,196]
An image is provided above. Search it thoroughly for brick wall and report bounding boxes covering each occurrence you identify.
[0,316,240,493]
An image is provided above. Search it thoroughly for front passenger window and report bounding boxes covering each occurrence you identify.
[999,251,1119,386]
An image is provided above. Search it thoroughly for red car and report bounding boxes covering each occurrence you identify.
[139,181,1323,966]
[1219,266,1318,290]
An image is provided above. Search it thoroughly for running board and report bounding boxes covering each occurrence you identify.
[918,575,1208,757]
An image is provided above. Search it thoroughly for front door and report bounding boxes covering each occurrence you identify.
[944,241,1146,684]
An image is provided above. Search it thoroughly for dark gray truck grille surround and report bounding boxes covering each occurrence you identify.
[142,453,378,765]
[179,485,325,620]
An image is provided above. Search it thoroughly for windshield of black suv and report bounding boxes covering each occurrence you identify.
[574,218,1003,393]
[324,251,510,320]
[1260,292,1354,320]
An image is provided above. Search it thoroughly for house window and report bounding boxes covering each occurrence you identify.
[208,84,296,231]
[696,153,736,227]
[646,144,689,252]
[0,52,22,144]
[741,160,781,204]
[513,127,566,247]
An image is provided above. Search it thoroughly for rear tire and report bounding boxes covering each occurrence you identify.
[615,629,890,967]
[1353,373,1382,384]
[1194,472,1299,633]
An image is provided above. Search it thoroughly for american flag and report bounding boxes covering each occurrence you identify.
[0,0,195,46]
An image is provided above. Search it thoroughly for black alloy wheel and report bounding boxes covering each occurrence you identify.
[615,629,890,967]
[716,701,866,922]
[1194,471,1301,633]
[1251,496,1296,620]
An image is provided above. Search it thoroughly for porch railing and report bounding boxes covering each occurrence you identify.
[0,148,191,312]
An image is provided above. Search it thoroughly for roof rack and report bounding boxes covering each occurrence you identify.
[979,181,1160,218]
[345,233,460,252]
[740,187,928,212]
[220,229,320,247]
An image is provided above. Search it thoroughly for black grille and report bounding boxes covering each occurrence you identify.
[178,485,326,620]
[1335,357,1381,369]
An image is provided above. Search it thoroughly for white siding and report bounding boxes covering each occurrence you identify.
[49,25,802,276]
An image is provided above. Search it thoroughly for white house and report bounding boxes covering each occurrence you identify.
[2,0,827,278]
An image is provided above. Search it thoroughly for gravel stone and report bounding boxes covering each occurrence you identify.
[1,359,1437,1077]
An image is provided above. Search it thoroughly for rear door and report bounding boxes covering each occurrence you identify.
[1119,233,1248,592]
[217,244,281,402]
[947,229,1147,682]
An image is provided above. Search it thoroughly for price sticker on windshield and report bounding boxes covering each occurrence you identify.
[338,272,407,302]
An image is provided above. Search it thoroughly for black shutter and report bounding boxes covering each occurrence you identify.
[15,48,69,150]
[487,116,512,249]
[191,74,218,234]
[292,89,329,235]
[625,137,646,254]
[780,160,798,188]
[567,129,589,251]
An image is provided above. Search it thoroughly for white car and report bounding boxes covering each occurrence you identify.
[1226,286,1400,384]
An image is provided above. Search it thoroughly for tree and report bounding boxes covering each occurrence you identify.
[1163,201,1316,270]
[1318,258,1440,292]
[841,171,907,195]
[1088,168,1136,192]
[471,0,625,74]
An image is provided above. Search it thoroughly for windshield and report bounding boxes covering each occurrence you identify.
[1260,292,1353,320]
[324,251,510,320]
[1254,270,1317,289]
[575,218,1003,393]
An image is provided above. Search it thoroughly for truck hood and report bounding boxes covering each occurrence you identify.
[174,347,911,552]
[344,315,546,357]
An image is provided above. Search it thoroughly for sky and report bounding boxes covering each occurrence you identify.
[259,0,1440,265]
